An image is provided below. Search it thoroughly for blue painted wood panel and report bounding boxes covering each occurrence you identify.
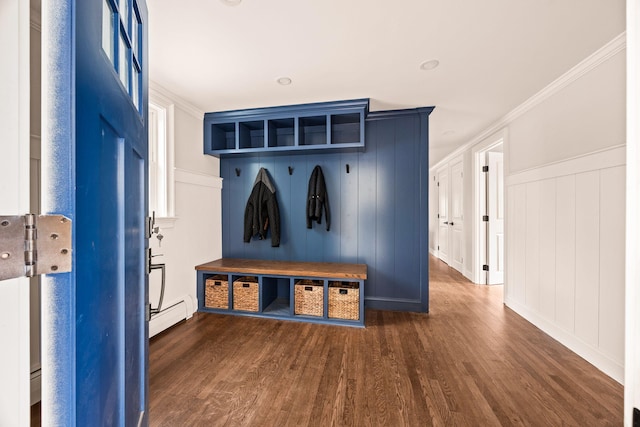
[220,108,432,312]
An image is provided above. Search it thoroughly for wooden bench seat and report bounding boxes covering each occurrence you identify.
[195,258,367,281]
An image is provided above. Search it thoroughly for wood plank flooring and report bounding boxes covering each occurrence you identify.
[149,256,623,426]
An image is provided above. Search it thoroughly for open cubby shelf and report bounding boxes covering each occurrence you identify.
[196,259,366,327]
[204,99,368,156]
[238,120,265,149]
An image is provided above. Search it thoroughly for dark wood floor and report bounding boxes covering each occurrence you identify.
[149,256,623,426]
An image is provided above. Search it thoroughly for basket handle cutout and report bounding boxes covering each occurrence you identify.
[243,283,250,288]
[339,289,348,295]
[214,281,221,286]
[304,286,313,291]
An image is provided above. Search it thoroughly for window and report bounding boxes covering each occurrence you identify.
[102,0,143,114]
[148,90,175,225]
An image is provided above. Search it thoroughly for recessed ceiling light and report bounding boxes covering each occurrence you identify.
[220,0,242,6]
[420,59,440,71]
[277,77,292,86]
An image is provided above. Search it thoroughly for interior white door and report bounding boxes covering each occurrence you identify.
[437,168,449,264]
[0,0,32,424]
[487,152,504,284]
[450,160,464,273]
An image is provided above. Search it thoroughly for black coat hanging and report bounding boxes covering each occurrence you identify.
[306,165,330,231]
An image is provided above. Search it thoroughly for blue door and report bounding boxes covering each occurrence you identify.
[41,0,149,425]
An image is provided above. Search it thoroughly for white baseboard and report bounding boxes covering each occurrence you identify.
[149,295,195,338]
[504,297,624,384]
[463,269,475,283]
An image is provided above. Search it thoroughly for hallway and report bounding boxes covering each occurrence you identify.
[148,257,623,425]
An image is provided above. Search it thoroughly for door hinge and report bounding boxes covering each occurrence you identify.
[483,215,489,222]
[437,245,440,250]
[146,303,152,322]
[483,264,489,271]
[0,214,72,281]
[482,166,489,173]
[437,182,440,187]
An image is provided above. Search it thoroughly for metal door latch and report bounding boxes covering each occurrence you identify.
[0,214,72,281]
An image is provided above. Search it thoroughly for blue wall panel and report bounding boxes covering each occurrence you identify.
[289,154,309,260]
[340,151,359,263]
[394,116,419,300]
[220,108,432,312]
[357,121,377,299]
[373,118,396,300]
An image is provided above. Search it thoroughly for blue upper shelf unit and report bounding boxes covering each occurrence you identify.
[204,99,369,156]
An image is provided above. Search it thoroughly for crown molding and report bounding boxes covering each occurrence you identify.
[503,32,626,125]
[150,81,204,120]
[430,31,626,172]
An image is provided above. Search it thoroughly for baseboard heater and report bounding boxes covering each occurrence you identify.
[149,298,190,338]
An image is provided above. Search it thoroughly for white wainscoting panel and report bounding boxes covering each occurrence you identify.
[574,170,601,348]
[554,175,576,333]
[539,178,557,323]
[598,166,625,364]
[505,147,625,382]
[525,181,541,311]
[512,188,527,303]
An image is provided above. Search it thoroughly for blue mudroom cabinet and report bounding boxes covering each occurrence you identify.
[205,99,433,313]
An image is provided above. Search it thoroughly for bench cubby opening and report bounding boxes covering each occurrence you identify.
[294,279,325,318]
[262,276,291,316]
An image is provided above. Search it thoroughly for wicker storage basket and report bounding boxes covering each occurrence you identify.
[328,281,359,320]
[294,280,324,317]
[233,276,259,312]
[205,275,229,309]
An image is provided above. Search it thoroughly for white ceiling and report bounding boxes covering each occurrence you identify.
[148,0,625,166]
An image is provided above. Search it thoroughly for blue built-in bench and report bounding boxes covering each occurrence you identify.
[196,258,367,327]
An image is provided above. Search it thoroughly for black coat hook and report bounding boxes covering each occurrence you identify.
[235,168,241,177]
[346,164,350,174]
[288,166,293,175]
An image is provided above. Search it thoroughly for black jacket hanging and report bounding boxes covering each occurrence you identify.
[306,165,330,231]
[244,168,281,247]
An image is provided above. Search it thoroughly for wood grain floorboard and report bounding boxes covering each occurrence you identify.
[149,256,623,426]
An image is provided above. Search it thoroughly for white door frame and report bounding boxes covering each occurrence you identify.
[436,165,449,264]
[625,0,640,424]
[485,151,504,284]
[0,0,32,424]
[472,129,508,285]
[449,157,465,273]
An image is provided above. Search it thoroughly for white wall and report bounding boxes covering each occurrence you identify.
[505,149,625,382]
[508,52,626,173]
[504,46,626,383]
[429,35,626,383]
[0,0,31,423]
[148,87,222,336]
